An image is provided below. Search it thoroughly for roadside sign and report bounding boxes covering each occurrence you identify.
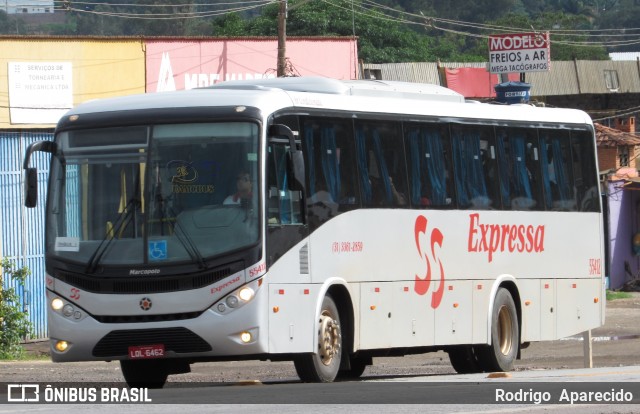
[489,32,550,74]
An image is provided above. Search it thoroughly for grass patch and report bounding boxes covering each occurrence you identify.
[606,290,633,301]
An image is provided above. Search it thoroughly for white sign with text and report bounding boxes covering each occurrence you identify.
[489,32,550,74]
[8,62,73,124]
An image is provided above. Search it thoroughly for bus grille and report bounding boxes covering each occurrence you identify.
[55,261,243,294]
[92,327,212,357]
[93,311,204,324]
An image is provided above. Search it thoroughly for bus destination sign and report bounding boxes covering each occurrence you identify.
[489,32,551,74]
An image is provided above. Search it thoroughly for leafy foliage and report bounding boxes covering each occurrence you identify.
[0,258,32,360]
[1,0,633,61]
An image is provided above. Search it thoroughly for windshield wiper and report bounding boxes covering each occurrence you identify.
[85,197,140,274]
[166,205,208,270]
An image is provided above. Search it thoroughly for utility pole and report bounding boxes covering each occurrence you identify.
[277,0,287,77]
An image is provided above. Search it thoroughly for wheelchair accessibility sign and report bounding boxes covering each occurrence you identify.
[148,240,167,261]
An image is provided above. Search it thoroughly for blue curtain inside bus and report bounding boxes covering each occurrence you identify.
[539,133,572,209]
[304,126,316,197]
[320,125,340,201]
[497,132,533,208]
[408,128,448,206]
[452,129,488,207]
[371,130,392,205]
[355,127,372,203]
[511,134,532,200]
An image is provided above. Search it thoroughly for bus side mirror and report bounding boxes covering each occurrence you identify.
[24,168,38,208]
[23,140,56,208]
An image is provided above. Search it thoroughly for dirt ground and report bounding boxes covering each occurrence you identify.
[6,292,640,383]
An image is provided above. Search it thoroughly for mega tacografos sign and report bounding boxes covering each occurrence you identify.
[489,32,550,74]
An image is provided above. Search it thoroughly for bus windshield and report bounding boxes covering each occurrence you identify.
[47,122,260,270]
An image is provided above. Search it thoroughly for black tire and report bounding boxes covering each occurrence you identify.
[294,295,343,382]
[120,359,169,389]
[477,288,519,372]
[447,345,483,374]
[337,355,370,379]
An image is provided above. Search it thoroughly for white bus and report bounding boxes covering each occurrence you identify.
[24,77,604,387]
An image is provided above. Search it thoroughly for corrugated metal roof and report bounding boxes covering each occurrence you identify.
[362,60,640,96]
[438,62,487,69]
[575,60,640,94]
[378,62,440,84]
[526,61,580,96]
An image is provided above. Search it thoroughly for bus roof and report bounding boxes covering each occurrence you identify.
[64,77,593,128]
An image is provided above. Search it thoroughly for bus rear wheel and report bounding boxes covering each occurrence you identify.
[477,288,519,372]
[294,295,343,382]
[447,345,483,374]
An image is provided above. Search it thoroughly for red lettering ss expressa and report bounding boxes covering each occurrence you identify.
[413,215,445,309]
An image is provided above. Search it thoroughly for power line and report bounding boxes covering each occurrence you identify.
[20,0,640,49]
[54,0,278,19]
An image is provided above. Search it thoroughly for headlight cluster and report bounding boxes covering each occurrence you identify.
[50,297,84,321]
[214,278,263,314]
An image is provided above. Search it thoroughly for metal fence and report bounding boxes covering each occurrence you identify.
[1,129,54,339]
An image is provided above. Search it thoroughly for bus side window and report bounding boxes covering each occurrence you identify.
[355,121,408,208]
[496,128,543,211]
[405,123,454,208]
[302,118,357,230]
[451,125,498,210]
[571,130,600,212]
[539,130,577,211]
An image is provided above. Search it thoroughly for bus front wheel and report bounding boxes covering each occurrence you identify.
[478,287,519,372]
[294,295,343,382]
[120,359,169,389]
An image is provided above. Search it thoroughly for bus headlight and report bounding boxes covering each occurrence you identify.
[213,278,262,314]
[238,287,254,302]
[62,304,75,317]
[226,295,239,308]
[51,298,64,311]
[49,295,86,322]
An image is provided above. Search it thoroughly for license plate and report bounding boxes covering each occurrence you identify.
[128,344,165,359]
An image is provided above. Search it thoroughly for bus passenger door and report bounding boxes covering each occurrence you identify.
[265,130,309,278]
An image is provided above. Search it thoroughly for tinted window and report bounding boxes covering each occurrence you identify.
[451,125,498,209]
[355,120,408,208]
[404,123,455,208]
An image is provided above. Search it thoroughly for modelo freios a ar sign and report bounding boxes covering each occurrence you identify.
[488,32,550,74]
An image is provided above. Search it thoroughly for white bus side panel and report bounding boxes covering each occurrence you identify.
[268,283,319,353]
[390,281,435,347]
[540,280,557,340]
[434,280,473,345]
[266,208,602,352]
[472,281,491,344]
[518,279,542,342]
[556,278,602,339]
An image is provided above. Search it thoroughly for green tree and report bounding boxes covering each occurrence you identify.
[210,13,250,37]
[0,258,32,360]
[213,1,438,63]
[463,12,609,60]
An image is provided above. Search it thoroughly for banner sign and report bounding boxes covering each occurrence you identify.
[8,61,73,124]
[489,32,550,74]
